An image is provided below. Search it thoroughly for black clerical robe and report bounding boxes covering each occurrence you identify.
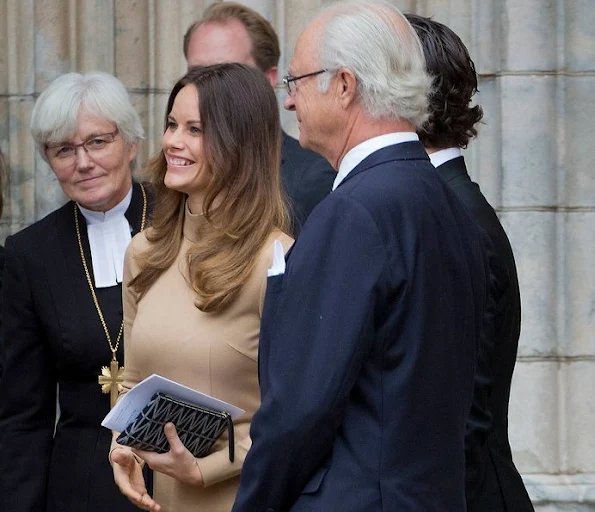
[0,182,151,512]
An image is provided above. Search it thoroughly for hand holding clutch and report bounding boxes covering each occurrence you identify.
[116,392,235,461]
[132,423,205,487]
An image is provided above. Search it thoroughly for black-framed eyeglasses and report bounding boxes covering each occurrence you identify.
[46,128,120,164]
[282,69,328,95]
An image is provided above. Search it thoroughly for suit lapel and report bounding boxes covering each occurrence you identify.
[125,181,149,236]
[55,201,92,298]
[54,182,147,319]
[338,141,430,188]
[435,156,468,183]
[50,202,101,363]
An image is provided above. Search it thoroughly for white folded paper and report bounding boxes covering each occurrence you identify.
[101,374,245,432]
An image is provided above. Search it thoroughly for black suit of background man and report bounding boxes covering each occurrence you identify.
[281,132,335,231]
[436,156,531,511]
[406,13,534,511]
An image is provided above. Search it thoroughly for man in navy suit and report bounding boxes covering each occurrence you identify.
[184,2,335,235]
[232,2,489,511]
[406,14,534,511]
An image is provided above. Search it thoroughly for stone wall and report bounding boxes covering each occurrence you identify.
[0,1,593,509]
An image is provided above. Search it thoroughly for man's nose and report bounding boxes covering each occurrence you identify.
[283,93,296,111]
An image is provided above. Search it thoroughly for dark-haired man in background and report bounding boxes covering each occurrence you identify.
[406,13,534,512]
[184,2,335,235]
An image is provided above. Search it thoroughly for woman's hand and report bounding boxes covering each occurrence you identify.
[133,422,204,487]
[111,447,161,512]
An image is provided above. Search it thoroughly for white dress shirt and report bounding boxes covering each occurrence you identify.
[428,147,462,168]
[332,132,419,191]
[78,187,133,288]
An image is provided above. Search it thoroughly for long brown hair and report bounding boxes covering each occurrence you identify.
[131,64,289,312]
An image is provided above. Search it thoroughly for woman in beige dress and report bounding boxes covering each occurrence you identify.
[110,63,292,512]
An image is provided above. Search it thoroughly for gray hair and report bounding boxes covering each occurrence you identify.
[317,0,431,127]
[30,71,144,159]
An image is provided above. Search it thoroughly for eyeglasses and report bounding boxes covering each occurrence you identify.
[46,128,120,165]
[282,69,328,95]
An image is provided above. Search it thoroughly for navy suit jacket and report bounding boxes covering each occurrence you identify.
[281,132,335,235]
[437,157,533,512]
[233,142,489,511]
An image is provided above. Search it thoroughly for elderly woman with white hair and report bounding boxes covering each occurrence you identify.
[0,71,150,512]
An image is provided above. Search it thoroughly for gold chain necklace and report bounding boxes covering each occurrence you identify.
[74,183,147,408]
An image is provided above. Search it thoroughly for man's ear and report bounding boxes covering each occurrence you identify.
[336,68,358,108]
[264,66,279,89]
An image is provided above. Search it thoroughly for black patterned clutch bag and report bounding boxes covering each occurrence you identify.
[116,392,235,461]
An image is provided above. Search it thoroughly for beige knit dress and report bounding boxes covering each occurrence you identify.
[115,204,292,511]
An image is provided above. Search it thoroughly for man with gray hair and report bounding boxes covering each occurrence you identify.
[233,2,489,511]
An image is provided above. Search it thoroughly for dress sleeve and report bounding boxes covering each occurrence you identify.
[110,237,143,454]
[194,420,250,487]
[120,238,143,395]
[0,235,57,511]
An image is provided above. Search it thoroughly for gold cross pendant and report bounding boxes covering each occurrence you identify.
[98,357,125,409]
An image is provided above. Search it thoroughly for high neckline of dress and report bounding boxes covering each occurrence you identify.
[183,201,207,243]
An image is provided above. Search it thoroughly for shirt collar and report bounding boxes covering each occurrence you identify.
[77,186,134,288]
[333,132,419,190]
[78,186,133,225]
[428,147,462,168]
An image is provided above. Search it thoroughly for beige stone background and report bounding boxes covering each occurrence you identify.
[0,0,593,510]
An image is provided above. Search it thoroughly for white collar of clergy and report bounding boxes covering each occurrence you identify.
[77,186,133,288]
